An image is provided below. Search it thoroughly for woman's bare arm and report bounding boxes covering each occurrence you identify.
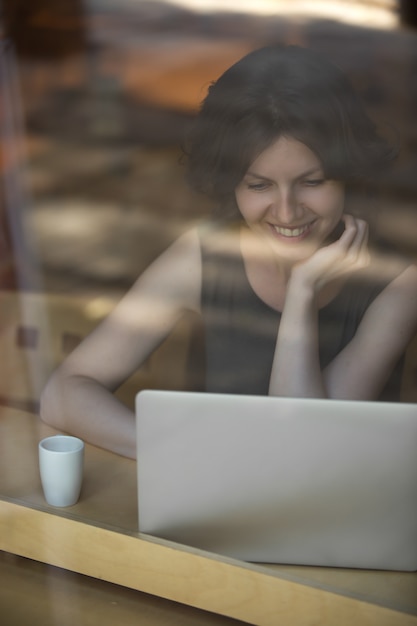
[40,228,202,457]
[323,263,417,400]
[268,207,417,400]
[268,278,326,398]
[270,255,417,401]
[269,215,370,398]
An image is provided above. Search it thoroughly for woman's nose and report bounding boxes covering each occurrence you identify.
[270,189,300,224]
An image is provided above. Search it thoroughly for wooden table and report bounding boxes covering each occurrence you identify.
[1,406,416,626]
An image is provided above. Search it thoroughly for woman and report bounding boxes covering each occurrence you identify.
[40,45,417,458]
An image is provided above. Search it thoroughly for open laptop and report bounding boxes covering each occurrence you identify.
[136,390,417,571]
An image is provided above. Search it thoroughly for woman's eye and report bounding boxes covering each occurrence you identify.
[303,178,325,187]
[247,182,269,191]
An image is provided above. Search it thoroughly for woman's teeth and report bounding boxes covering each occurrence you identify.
[273,224,310,237]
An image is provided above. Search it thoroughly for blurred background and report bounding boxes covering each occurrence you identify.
[1,0,416,298]
[0,0,416,407]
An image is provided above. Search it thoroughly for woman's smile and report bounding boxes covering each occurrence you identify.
[268,219,317,240]
[235,136,345,263]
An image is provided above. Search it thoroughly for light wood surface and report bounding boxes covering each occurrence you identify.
[1,406,417,626]
[0,551,243,626]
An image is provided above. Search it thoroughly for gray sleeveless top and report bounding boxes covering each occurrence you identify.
[197,221,404,401]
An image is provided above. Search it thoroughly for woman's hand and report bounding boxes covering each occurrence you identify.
[270,214,370,399]
[290,214,370,294]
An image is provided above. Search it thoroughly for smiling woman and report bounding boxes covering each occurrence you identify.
[40,45,417,458]
[185,45,395,219]
[234,136,346,267]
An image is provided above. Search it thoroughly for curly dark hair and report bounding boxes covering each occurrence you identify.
[184,45,396,219]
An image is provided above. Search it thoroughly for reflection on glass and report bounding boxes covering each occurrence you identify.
[0,3,416,622]
[0,0,415,434]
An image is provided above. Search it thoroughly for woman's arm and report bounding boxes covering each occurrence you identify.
[323,263,417,400]
[269,215,370,398]
[40,228,202,458]
[268,277,326,398]
[269,213,417,400]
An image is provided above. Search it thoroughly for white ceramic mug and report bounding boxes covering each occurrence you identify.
[39,435,84,507]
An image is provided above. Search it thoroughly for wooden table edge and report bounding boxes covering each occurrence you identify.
[1,498,416,626]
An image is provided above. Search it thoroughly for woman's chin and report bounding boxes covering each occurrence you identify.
[268,235,320,263]
[243,225,321,264]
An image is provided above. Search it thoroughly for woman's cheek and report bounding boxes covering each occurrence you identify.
[326,183,346,212]
[304,186,344,216]
[237,191,267,221]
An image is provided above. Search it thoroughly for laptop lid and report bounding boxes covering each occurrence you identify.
[136,390,417,571]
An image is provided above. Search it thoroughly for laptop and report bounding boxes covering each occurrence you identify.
[136,390,417,571]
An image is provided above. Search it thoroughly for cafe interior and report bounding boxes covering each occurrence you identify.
[1,0,417,624]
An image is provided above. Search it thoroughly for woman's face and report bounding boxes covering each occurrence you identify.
[235,136,345,264]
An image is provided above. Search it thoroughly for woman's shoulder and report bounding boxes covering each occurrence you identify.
[127,225,204,313]
[335,251,415,319]
[197,216,240,235]
[139,226,200,272]
[364,248,416,290]
[381,261,417,296]
[366,229,417,284]
[143,218,239,283]
[360,254,417,326]
[196,217,242,256]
